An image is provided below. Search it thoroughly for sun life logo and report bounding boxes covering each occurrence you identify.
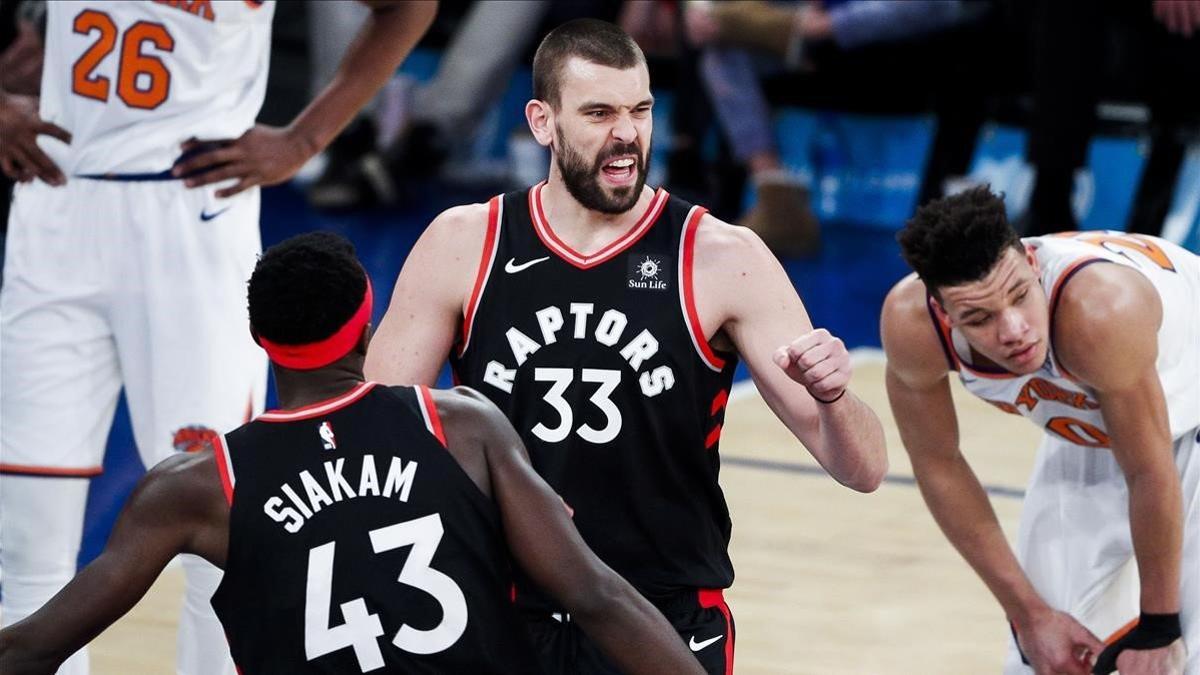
[627,254,669,291]
[638,256,660,280]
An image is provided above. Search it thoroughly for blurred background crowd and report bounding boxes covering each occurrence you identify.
[5,0,1200,256]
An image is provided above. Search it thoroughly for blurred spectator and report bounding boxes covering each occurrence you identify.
[686,0,985,256]
[1019,0,1200,236]
[308,1,554,210]
[619,1,719,210]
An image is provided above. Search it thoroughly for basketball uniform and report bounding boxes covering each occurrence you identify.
[927,232,1200,673]
[450,183,738,674]
[210,383,541,675]
[1,3,272,673]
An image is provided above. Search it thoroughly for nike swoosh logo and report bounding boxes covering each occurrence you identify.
[689,634,723,652]
[504,256,550,273]
[200,207,231,222]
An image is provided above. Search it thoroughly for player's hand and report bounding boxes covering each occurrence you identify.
[1102,638,1187,675]
[0,93,70,185]
[772,328,850,403]
[173,124,316,198]
[1014,608,1104,675]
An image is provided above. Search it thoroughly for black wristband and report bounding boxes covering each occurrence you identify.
[812,388,846,405]
[1092,612,1182,674]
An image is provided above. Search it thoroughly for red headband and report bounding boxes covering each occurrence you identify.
[256,279,373,370]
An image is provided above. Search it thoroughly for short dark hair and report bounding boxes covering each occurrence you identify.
[248,232,367,345]
[897,186,1023,294]
[532,18,645,109]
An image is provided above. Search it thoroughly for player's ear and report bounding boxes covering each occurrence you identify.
[929,295,951,324]
[1023,244,1040,275]
[526,99,554,148]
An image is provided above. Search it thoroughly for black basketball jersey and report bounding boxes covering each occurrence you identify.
[450,184,738,600]
[209,383,540,675]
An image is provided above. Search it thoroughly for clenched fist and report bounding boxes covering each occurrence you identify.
[772,328,850,403]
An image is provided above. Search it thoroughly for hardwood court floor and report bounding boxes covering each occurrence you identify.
[91,357,1042,674]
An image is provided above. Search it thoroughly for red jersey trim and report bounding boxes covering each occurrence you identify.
[1048,257,1111,382]
[211,434,235,505]
[528,182,669,270]
[415,385,448,448]
[0,463,103,477]
[678,205,725,372]
[698,589,735,675]
[257,382,377,422]
[459,196,503,357]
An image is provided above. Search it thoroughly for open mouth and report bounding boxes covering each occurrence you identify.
[600,155,638,186]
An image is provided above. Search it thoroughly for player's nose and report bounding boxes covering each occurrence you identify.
[611,115,637,143]
[997,309,1028,343]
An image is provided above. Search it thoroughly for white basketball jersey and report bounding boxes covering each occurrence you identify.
[931,232,1200,446]
[38,0,276,175]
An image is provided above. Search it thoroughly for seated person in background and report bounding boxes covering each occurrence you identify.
[0,232,705,675]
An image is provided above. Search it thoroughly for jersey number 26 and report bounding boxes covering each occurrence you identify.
[71,9,173,110]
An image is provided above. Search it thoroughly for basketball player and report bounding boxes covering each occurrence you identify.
[0,2,435,674]
[0,232,706,675]
[881,187,1199,675]
[364,19,889,675]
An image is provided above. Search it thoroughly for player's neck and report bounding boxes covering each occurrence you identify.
[539,170,655,253]
[271,364,365,411]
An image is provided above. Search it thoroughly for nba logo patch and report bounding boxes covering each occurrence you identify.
[318,421,336,450]
[627,253,671,291]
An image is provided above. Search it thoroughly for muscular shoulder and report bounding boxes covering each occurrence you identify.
[130,451,227,530]
[419,202,493,256]
[1054,263,1162,387]
[691,213,777,277]
[881,274,951,385]
[428,386,517,497]
[689,214,793,324]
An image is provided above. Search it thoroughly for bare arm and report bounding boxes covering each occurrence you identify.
[881,276,1101,675]
[174,0,437,196]
[694,216,887,490]
[1055,266,1181,616]
[0,452,228,675]
[364,203,490,385]
[437,388,704,675]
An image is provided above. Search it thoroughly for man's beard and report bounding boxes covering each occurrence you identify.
[554,127,649,215]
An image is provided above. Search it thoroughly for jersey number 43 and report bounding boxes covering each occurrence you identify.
[304,513,468,672]
[71,9,173,110]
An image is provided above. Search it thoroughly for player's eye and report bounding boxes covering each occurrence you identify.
[1014,290,1029,304]
[965,315,990,327]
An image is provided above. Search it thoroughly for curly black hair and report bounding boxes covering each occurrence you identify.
[897,186,1022,294]
[247,232,367,345]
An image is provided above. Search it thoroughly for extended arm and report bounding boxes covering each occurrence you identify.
[0,452,228,675]
[174,1,437,196]
[880,277,1101,675]
[694,217,887,491]
[445,390,705,675]
[1056,268,1182,615]
[364,203,490,385]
